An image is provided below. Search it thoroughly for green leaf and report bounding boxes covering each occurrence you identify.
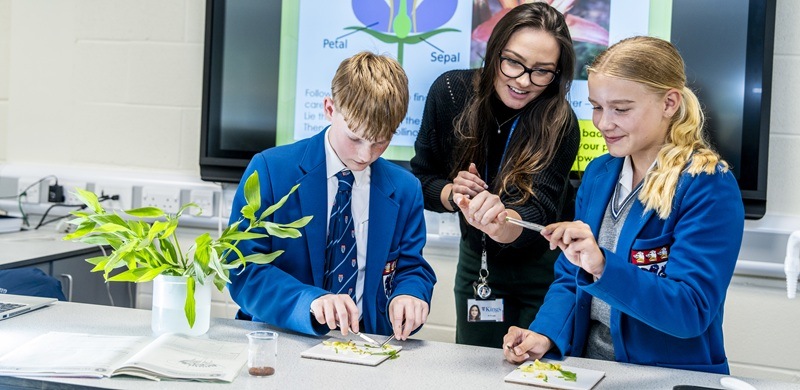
[135,265,170,283]
[185,277,196,328]
[107,268,147,282]
[265,224,303,238]
[259,183,300,220]
[162,218,179,238]
[86,256,110,272]
[63,222,96,240]
[74,188,105,214]
[176,202,200,218]
[213,275,227,291]
[146,220,170,243]
[280,215,313,229]
[558,369,577,382]
[242,251,284,265]
[208,251,230,284]
[125,207,166,218]
[94,223,130,234]
[220,231,268,241]
[79,236,112,246]
[89,214,128,227]
[158,238,179,267]
[243,171,261,218]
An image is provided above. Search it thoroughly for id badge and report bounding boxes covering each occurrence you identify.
[467,298,504,322]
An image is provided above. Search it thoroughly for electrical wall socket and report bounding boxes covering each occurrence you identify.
[141,186,181,214]
[17,179,42,204]
[189,190,215,217]
[95,184,133,211]
[60,181,88,205]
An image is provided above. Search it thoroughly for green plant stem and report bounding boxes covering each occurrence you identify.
[172,234,186,270]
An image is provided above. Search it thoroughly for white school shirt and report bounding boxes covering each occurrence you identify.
[616,156,657,207]
[324,128,370,313]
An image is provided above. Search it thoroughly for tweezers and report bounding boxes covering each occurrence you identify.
[504,216,545,232]
[379,334,395,347]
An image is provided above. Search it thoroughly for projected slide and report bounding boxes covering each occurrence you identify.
[293,0,471,147]
[286,0,660,166]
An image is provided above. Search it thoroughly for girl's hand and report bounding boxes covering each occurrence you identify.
[542,221,606,278]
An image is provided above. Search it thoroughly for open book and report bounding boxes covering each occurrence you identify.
[0,332,247,382]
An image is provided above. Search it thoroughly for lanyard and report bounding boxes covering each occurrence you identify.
[484,115,521,179]
[475,115,521,300]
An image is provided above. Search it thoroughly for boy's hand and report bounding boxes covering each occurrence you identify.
[388,295,429,341]
[310,294,360,336]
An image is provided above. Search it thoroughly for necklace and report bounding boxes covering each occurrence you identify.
[494,113,521,134]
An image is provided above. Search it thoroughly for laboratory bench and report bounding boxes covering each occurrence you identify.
[0,301,796,390]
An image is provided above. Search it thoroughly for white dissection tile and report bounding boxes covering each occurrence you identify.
[74,102,183,168]
[73,42,129,104]
[75,0,185,42]
[128,43,203,107]
[185,0,205,44]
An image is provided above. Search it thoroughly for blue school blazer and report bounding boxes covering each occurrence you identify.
[531,154,744,374]
[227,130,436,336]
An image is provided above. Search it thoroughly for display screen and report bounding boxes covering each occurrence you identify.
[200,0,773,218]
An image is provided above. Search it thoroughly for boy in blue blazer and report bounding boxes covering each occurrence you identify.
[227,52,436,340]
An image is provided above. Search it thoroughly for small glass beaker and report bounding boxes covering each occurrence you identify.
[246,331,278,376]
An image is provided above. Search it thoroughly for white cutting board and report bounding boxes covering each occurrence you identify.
[504,360,605,389]
[300,340,402,366]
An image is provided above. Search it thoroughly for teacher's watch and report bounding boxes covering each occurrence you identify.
[448,188,459,211]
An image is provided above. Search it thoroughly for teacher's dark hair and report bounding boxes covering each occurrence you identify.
[451,2,576,205]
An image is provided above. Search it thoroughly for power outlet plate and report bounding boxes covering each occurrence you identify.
[141,186,181,214]
[59,181,88,205]
[17,179,42,204]
[189,190,215,217]
[95,184,133,211]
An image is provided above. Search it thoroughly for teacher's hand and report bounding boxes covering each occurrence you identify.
[452,163,488,200]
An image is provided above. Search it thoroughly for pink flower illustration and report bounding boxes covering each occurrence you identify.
[472,0,609,46]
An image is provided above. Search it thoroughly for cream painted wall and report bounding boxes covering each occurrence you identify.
[2,0,204,173]
[0,0,10,162]
[1,0,800,383]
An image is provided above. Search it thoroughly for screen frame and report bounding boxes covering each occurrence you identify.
[198,0,775,219]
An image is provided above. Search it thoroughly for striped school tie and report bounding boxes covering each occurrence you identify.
[323,169,357,300]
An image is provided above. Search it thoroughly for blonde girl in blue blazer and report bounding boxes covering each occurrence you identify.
[503,36,744,374]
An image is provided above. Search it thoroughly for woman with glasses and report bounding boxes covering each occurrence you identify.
[410,2,579,348]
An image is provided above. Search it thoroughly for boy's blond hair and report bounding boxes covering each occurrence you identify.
[330,51,409,141]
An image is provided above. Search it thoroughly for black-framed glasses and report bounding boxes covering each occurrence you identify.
[499,56,559,87]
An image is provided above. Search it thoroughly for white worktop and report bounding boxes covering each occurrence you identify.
[0,301,795,390]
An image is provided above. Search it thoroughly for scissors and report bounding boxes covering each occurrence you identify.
[504,216,545,232]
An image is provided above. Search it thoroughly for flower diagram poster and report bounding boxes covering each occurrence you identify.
[289,1,659,166]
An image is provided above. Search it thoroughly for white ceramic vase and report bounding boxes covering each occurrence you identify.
[151,275,212,336]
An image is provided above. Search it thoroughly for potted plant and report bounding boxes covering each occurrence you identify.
[63,171,311,335]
